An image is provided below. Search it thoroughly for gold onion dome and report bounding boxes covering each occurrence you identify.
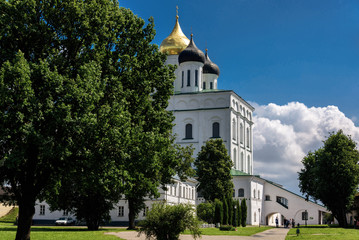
[203,49,220,76]
[160,15,190,55]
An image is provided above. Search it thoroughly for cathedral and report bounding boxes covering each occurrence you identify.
[33,12,328,226]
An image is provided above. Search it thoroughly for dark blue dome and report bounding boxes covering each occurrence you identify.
[178,35,205,64]
[203,50,220,76]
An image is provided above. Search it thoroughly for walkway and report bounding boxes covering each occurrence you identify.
[0,204,13,218]
[106,227,290,240]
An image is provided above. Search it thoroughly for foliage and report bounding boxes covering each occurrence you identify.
[241,199,247,227]
[223,197,229,225]
[138,202,201,240]
[0,0,194,237]
[196,202,214,224]
[236,200,241,227]
[227,195,233,225]
[298,130,359,227]
[219,225,236,231]
[214,199,223,225]
[195,139,233,202]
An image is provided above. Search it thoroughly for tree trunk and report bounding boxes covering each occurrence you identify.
[87,219,99,231]
[128,199,136,230]
[336,209,348,228]
[15,200,35,240]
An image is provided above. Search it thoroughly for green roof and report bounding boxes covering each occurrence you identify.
[230,169,250,176]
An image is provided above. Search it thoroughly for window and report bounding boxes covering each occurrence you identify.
[210,82,213,89]
[254,212,256,222]
[238,188,244,197]
[232,119,237,140]
[276,196,289,208]
[265,195,271,201]
[185,124,193,139]
[195,70,198,86]
[247,156,251,173]
[233,189,235,197]
[63,210,68,216]
[233,148,237,169]
[253,189,256,198]
[192,189,195,200]
[246,128,250,147]
[181,71,184,88]
[241,152,244,171]
[258,190,261,199]
[187,70,190,86]
[118,206,124,217]
[212,122,220,138]
[143,206,149,217]
[40,205,45,215]
[203,82,206,89]
[302,211,308,220]
[240,123,244,143]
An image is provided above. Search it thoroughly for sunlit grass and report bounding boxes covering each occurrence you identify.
[286,226,359,239]
[183,226,273,236]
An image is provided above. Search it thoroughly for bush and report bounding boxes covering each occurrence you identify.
[214,199,223,224]
[197,202,214,223]
[241,199,247,227]
[219,225,236,231]
[139,202,201,240]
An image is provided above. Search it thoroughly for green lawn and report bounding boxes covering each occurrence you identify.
[286,226,359,240]
[183,226,273,236]
[0,222,129,240]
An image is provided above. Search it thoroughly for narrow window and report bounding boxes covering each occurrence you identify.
[233,148,237,169]
[203,82,206,90]
[241,152,244,171]
[247,156,251,174]
[258,190,261,199]
[232,119,236,140]
[181,71,184,88]
[195,70,198,86]
[253,189,256,198]
[118,206,124,217]
[40,205,45,215]
[210,82,213,89]
[187,70,191,86]
[63,210,68,216]
[233,189,235,197]
[212,122,220,138]
[246,128,250,147]
[254,212,257,222]
[185,124,193,139]
[240,123,244,143]
[143,207,149,217]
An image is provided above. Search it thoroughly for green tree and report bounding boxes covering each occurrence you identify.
[139,202,201,240]
[0,0,193,237]
[241,199,247,227]
[223,197,229,225]
[196,202,214,224]
[236,199,241,227]
[195,139,233,202]
[227,195,233,225]
[214,199,223,225]
[299,130,359,227]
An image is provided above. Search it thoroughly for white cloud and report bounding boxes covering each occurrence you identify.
[251,101,359,195]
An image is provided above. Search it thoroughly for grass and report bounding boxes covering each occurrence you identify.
[0,207,18,223]
[286,225,359,240]
[183,226,273,236]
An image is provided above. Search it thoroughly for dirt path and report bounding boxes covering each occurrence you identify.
[0,204,13,218]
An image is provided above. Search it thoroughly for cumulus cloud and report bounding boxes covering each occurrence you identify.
[251,101,359,195]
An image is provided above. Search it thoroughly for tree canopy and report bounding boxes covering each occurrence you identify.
[0,0,192,238]
[194,139,233,202]
[299,130,359,227]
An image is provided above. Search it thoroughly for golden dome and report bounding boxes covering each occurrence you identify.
[160,16,190,55]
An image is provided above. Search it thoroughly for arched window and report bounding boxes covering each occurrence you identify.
[254,212,256,222]
[185,124,192,139]
[238,188,244,197]
[247,156,251,174]
[212,122,220,138]
[240,123,244,143]
[258,190,261,199]
[187,70,191,86]
[233,148,237,169]
[241,152,244,171]
[246,127,250,147]
[181,71,184,88]
[232,118,236,140]
[195,70,198,87]
[253,189,256,198]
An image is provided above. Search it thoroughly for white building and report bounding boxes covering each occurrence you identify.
[33,11,328,226]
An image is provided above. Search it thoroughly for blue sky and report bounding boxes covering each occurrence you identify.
[121,0,359,195]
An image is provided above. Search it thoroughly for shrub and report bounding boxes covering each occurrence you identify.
[223,197,228,225]
[241,199,247,227]
[219,225,236,231]
[138,202,201,240]
[197,202,214,223]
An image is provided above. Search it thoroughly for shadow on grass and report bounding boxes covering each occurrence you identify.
[0,227,119,232]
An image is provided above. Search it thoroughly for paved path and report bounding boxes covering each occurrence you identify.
[106,227,290,240]
[0,204,13,218]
